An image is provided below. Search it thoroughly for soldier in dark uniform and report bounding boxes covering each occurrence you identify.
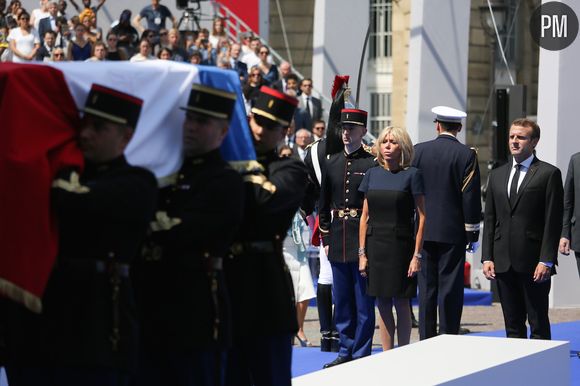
[4,84,157,386]
[319,109,377,368]
[225,86,308,386]
[133,84,244,386]
[412,106,481,340]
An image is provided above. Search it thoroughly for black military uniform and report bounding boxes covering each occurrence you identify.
[225,86,308,386]
[412,106,481,340]
[4,85,157,386]
[133,84,244,386]
[319,109,377,366]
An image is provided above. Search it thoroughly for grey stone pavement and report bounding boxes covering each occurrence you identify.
[297,303,580,348]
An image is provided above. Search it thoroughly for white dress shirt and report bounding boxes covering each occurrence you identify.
[507,153,535,197]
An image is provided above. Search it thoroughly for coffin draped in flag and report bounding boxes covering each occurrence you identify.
[0,61,254,312]
[0,63,84,313]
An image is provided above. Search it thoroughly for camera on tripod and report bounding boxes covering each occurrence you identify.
[176,0,207,10]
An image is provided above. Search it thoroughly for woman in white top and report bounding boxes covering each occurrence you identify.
[130,38,156,62]
[208,16,226,48]
[8,10,40,62]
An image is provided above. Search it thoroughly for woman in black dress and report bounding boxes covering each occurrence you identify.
[358,126,426,350]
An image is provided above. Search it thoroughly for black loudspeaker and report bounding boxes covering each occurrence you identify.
[176,0,189,10]
[494,85,527,167]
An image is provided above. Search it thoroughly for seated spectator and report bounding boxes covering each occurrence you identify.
[51,45,65,61]
[85,40,106,61]
[209,16,226,47]
[112,10,138,57]
[54,16,67,48]
[38,1,58,44]
[278,145,293,158]
[242,65,264,107]
[7,10,40,62]
[35,30,55,61]
[216,52,231,69]
[56,0,67,18]
[140,28,156,53]
[271,61,292,91]
[105,32,127,60]
[284,73,299,94]
[156,27,168,51]
[257,44,278,85]
[81,13,99,42]
[313,119,326,140]
[238,31,252,57]
[30,0,49,30]
[157,46,171,60]
[228,43,247,83]
[166,28,186,62]
[66,23,91,60]
[293,129,313,161]
[0,25,9,60]
[241,36,260,70]
[216,36,229,56]
[191,27,215,65]
[188,49,201,65]
[130,37,155,62]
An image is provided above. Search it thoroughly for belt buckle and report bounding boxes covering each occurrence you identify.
[338,209,345,218]
[349,209,357,218]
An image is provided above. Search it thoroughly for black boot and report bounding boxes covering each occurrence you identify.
[330,331,340,352]
[317,284,334,333]
[320,331,332,352]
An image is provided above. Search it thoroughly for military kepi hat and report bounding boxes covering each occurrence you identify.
[431,105,466,123]
[251,86,298,127]
[181,83,237,121]
[341,108,368,127]
[83,84,143,128]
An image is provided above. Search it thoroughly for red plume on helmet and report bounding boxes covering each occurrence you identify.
[331,75,350,100]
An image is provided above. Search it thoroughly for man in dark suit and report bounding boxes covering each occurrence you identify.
[412,106,481,340]
[229,43,248,84]
[559,152,580,277]
[38,1,58,44]
[35,30,55,61]
[296,78,322,131]
[483,118,563,340]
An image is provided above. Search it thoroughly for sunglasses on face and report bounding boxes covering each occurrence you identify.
[251,73,261,77]
[259,51,268,55]
[19,17,29,20]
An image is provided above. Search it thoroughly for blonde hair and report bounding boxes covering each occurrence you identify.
[376,126,414,169]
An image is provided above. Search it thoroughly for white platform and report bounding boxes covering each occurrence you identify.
[292,335,569,386]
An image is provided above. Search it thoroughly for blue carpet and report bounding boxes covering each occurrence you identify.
[310,287,492,307]
[291,321,580,382]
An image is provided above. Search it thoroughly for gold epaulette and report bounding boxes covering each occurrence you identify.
[305,139,322,151]
[229,160,265,175]
[362,143,377,157]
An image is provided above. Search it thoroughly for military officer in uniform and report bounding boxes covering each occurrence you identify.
[225,86,308,386]
[412,106,481,340]
[319,109,377,368]
[134,84,244,386]
[5,84,158,386]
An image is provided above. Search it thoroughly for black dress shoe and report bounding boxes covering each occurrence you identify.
[323,356,351,369]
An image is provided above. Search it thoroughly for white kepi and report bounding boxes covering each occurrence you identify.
[431,105,467,123]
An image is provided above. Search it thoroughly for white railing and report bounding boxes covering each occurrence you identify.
[211,1,332,108]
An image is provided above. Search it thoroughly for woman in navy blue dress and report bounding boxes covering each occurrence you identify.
[358,126,426,350]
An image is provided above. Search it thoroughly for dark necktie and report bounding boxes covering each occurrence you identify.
[509,164,521,207]
[306,96,311,116]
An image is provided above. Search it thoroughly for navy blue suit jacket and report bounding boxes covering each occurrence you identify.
[412,134,481,245]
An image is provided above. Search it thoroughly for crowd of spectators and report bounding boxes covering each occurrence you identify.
[0,0,323,123]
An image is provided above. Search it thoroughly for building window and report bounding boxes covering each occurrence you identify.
[369,92,391,137]
[369,0,392,59]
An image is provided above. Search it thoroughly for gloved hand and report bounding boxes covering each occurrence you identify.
[466,241,480,253]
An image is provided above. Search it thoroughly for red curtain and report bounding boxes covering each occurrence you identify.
[0,63,83,312]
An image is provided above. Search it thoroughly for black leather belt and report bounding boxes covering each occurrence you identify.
[61,259,130,277]
[230,241,276,256]
[332,208,362,219]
